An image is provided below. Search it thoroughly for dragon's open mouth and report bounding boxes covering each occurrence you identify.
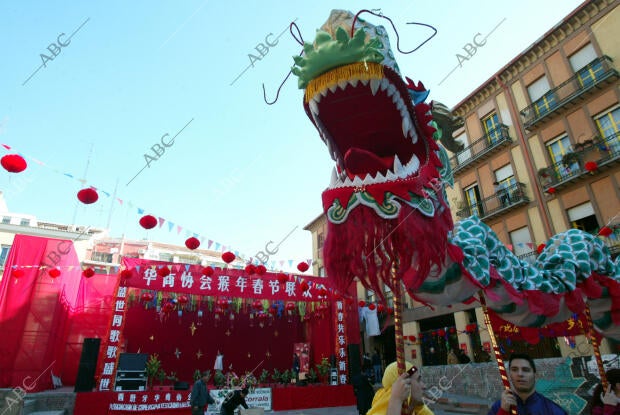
[304,63,428,188]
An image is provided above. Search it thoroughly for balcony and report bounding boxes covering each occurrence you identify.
[520,56,619,129]
[449,124,513,175]
[455,182,530,220]
[538,132,620,192]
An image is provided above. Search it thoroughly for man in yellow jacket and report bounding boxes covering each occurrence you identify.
[367,361,434,415]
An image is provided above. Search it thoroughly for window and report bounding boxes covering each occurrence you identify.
[464,184,483,217]
[546,135,577,180]
[317,233,324,248]
[1,217,10,224]
[20,218,30,226]
[567,203,598,234]
[0,245,10,266]
[91,251,113,263]
[454,133,471,165]
[594,106,620,154]
[494,165,516,207]
[509,227,533,257]
[318,267,325,277]
[527,76,557,117]
[482,113,501,144]
[569,44,603,88]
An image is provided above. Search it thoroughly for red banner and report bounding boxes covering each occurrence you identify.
[122,258,332,302]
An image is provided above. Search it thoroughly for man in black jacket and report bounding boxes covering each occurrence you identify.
[220,387,249,415]
[191,372,215,415]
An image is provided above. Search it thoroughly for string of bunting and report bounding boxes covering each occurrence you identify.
[0,143,313,269]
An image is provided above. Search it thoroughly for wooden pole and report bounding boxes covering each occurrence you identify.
[584,305,608,390]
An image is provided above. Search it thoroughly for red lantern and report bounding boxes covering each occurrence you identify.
[49,268,61,278]
[409,335,416,342]
[297,262,309,273]
[162,302,175,313]
[438,329,446,337]
[157,266,170,277]
[185,237,200,250]
[584,161,598,172]
[220,299,229,310]
[120,269,133,280]
[202,266,214,276]
[300,281,309,292]
[252,300,263,309]
[141,292,154,302]
[245,264,256,275]
[368,303,376,311]
[377,304,385,313]
[12,269,25,279]
[178,295,189,305]
[268,306,277,315]
[599,226,613,237]
[77,188,99,204]
[222,251,236,264]
[255,265,267,275]
[285,302,296,311]
[318,288,328,298]
[537,243,546,254]
[449,327,456,334]
[139,215,157,229]
[358,301,366,307]
[83,267,95,278]
[546,187,556,194]
[1,154,27,173]
[258,312,267,321]
[387,307,394,315]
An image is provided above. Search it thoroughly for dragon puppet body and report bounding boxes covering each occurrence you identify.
[292,10,620,340]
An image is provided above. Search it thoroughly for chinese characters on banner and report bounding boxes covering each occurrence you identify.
[109,391,190,411]
[335,300,348,385]
[122,258,328,302]
[98,286,129,391]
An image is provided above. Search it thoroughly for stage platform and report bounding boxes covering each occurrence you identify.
[72,384,355,415]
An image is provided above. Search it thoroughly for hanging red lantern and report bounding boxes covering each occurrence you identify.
[377,304,385,313]
[202,266,214,276]
[1,154,27,173]
[449,327,456,334]
[297,262,309,273]
[268,306,277,315]
[77,188,99,204]
[368,303,376,311]
[185,237,200,250]
[82,267,95,278]
[255,265,267,275]
[546,187,556,194]
[318,288,328,298]
[141,292,154,302]
[12,269,25,279]
[49,268,61,278]
[300,281,309,292]
[285,302,296,311]
[537,243,546,254]
[120,269,133,280]
[139,215,157,229]
[162,302,175,313]
[584,161,598,172]
[157,266,171,277]
[245,264,256,275]
[358,301,366,307]
[277,273,288,284]
[220,299,230,310]
[222,251,236,264]
[178,295,189,305]
[599,226,613,237]
[438,329,446,337]
[252,300,263,309]
[409,335,416,342]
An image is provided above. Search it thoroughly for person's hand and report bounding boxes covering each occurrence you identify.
[601,385,618,406]
[500,389,517,411]
[390,373,411,405]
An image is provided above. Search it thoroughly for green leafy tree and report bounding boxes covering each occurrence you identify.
[145,354,162,388]
[271,368,281,384]
[258,369,270,385]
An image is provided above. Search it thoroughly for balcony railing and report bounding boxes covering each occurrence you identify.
[456,182,530,220]
[538,131,620,192]
[520,55,619,129]
[449,124,512,175]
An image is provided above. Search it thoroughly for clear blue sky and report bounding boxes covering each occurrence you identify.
[0,1,583,270]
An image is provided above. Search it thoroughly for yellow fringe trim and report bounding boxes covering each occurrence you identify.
[305,62,384,102]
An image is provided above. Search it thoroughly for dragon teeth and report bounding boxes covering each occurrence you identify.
[370,78,381,96]
[309,99,319,116]
[330,168,338,186]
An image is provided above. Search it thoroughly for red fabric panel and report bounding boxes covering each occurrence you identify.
[271,384,356,410]
[0,235,82,391]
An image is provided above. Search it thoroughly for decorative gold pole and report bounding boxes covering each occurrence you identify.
[584,305,608,390]
[480,293,517,415]
[392,270,406,376]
